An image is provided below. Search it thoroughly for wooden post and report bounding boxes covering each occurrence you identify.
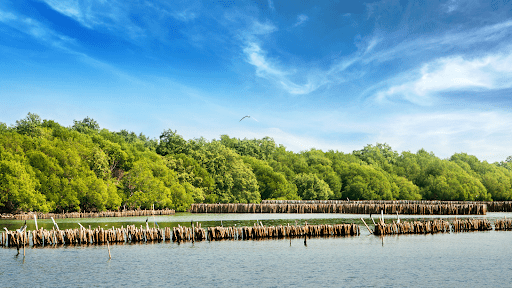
[361,218,373,234]
[51,217,60,231]
[107,240,112,260]
[34,214,38,230]
[192,223,195,243]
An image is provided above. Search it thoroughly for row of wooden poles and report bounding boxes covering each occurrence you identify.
[0,222,360,248]
[4,201,512,220]
[190,203,487,215]
[369,218,512,235]
[173,222,360,242]
[263,200,512,213]
[1,209,175,220]
[4,217,512,247]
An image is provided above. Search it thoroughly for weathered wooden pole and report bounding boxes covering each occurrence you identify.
[361,218,373,234]
[51,217,60,231]
[34,214,38,230]
[107,240,112,260]
[192,223,195,243]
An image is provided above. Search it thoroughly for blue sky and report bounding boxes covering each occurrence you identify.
[1,0,512,162]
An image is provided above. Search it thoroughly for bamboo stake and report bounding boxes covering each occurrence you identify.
[34,214,38,230]
[107,240,112,260]
[51,217,60,231]
[361,218,373,234]
[3,227,7,247]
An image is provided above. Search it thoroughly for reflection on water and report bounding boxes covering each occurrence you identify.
[1,213,512,287]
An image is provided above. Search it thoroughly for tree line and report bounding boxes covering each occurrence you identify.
[1,113,512,213]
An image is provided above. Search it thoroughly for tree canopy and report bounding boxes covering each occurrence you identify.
[1,113,511,213]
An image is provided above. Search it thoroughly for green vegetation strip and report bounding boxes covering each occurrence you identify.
[2,113,512,215]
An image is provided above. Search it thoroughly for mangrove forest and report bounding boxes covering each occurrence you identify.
[1,113,512,213]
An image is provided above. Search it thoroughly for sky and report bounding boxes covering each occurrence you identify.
[1,0,512,163]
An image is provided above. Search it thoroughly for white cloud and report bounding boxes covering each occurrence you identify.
[40,0,145,40]
[363,20,512,66]
[240,19,327,95]
[243,41,328,95]
[293,14,309,27]
[375,53,512,104]
[444,0,459,13]
[172,9,198,22]
[376,111,512,162]
[268,0,275,11]
[0,9,76,50]
[0,10,17,22]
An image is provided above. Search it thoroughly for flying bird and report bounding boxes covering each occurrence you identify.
[239,115,258,122]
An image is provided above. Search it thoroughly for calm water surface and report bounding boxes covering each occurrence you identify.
[1,213,511,287]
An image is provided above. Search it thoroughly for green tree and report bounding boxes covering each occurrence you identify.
[293,173,333,200]
[353,143,398,173]
[242,156,299,200]
[165,153,214,202]
[302,149,342,198]
[451,153,512,200]
[156,129,189,156]
[0,159,49,212]
[0,122,8,133]
[190,140,260,203]
[72,117,100,133]
[338,162,396,200]
[15,112,42,137]
[220,135,277,160]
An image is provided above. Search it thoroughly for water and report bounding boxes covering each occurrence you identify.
[1,213,512,287]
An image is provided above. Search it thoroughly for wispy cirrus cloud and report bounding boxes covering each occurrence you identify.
[376,111,512,162]
[362,20,512,66]
[293,14,309,27]
[268,0,275,12]
[240,19,323,95]
[242,41,329,95]
[0,5,148,85]
[239,12,512,97]
[0,9,16,21]
[0,7,76,49]
[375,53,512,105]
[40,0,146,40]
[172,9,198,22]
[240,18,352,95]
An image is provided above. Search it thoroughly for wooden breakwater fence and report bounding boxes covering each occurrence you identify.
[1,209,175,220]
[3,218,512,247]
[263,200,512,213]
[373,218,493,235]
[493,218,512,230]
[0,223,360,248]
[190,202,487,215]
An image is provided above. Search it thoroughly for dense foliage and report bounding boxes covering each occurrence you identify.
[1,113,512,213]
